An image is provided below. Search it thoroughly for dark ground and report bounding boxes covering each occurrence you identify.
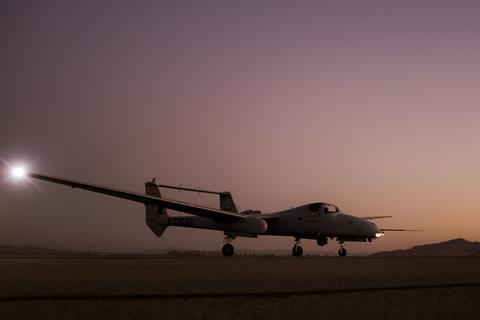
[0,256,479,319]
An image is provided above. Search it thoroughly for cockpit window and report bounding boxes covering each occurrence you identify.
[324,204,339,214]
[308,203,339,214]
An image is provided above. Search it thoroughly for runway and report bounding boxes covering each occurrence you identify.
[1,256,479,319]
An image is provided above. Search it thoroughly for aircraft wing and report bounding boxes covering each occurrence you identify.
[381,228,422,232]
[361,215,393,220]
[28,173,246,221]
[255,213,281,220]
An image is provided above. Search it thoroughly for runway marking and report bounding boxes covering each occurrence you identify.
[1,282,480,302]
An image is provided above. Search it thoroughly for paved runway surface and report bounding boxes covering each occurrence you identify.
[0,256,479,319]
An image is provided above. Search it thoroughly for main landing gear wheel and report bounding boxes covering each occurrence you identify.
[222,243,234,256]
[292,238,303,257]
[292,245,303,257]
[338,247,347,257]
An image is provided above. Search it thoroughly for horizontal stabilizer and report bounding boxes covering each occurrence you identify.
[362,215,393,220]
[156,184,224,195]
[381,228,423,232]
[157,184,239,213]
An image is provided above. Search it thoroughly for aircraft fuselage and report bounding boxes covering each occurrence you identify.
[166,203,382,242]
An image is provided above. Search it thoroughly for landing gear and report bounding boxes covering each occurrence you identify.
[338,244,347,257]
[292,238,303,257]
[222,236,234,256]
[317,236,328,246]
[222,243,234,256]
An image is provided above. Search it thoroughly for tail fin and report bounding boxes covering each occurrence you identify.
[220,192,238,213]
[145,179,168,237]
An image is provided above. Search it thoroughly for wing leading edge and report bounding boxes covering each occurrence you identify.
[28,173,246,221]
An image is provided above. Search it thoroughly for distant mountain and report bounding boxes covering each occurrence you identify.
[371,238,480,257]
[0,244,83,255]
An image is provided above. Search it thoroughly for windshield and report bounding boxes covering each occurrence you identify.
[308,203,339,214]
[324,204,339,213]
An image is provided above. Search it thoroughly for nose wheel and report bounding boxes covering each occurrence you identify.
[338,244,347,257]
[222,236,235,256]
[222,243,234,256]
[292,238,303,257]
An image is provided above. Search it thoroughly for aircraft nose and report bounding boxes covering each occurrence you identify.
[371,223,384,238]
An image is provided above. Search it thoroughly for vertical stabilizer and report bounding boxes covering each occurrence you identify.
[220,192,238,213]
[145,179,168,237]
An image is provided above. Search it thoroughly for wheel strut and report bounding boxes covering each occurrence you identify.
[221,236,235,256]
[292,238,303,257]
[338,242,347,257]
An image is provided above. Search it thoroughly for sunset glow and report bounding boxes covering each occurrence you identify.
[1,1,480,253]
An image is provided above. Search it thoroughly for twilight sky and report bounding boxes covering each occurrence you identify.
[1,1,480,253]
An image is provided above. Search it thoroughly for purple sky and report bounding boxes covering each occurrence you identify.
[1,1,480,253]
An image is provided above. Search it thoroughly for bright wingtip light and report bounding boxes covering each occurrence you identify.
[11,166,26,178]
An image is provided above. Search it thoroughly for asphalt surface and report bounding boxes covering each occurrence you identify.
[0,256,479,319]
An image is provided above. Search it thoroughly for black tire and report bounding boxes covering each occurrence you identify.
[316,236,328,246]
[222,243,234,256]
[338,247,347,257]
[292,245,303,257]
